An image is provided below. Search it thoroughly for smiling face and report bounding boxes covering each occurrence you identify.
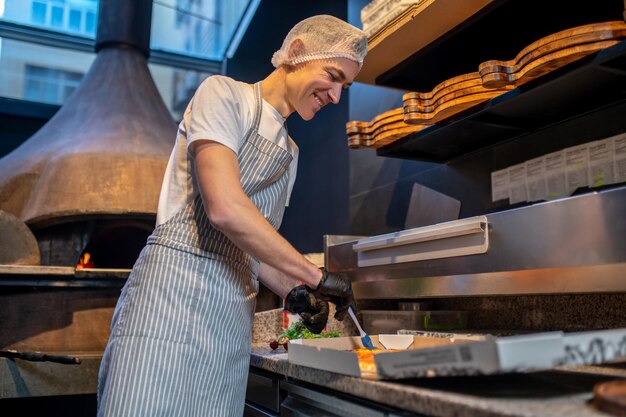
[284,57,360,121]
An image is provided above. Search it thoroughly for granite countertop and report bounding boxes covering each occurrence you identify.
[250,345,626,417]
[250,310,626,417]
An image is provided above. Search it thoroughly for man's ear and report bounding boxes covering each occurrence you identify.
[288,38,306,60]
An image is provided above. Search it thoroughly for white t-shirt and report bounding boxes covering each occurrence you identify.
[156,75,299,226]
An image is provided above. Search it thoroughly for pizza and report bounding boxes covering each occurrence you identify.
[354,348,400,374]
[355,348,383,373]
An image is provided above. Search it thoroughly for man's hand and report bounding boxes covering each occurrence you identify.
[311,269,354,321]
[285,285,329,334]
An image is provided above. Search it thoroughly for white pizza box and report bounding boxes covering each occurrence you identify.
[560,327,626,366]
[288,328,626,380]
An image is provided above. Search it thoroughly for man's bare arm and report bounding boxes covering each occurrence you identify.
[192,140,321,289]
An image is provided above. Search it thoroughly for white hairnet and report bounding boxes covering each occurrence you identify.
[271,15,368,69]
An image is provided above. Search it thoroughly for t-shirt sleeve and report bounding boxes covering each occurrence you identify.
[187,76,245,154]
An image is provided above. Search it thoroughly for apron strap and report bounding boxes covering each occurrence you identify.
[240,82,263,147]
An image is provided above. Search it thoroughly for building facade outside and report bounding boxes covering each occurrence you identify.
[0,0,250,120]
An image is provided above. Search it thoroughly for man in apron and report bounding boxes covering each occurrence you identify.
[97,15,367,417]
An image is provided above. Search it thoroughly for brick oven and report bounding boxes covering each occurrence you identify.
[0,0,177,398]
[0,0,175,269]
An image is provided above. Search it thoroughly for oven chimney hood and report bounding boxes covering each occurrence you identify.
[0,0,175,226]
[0,0,176,265]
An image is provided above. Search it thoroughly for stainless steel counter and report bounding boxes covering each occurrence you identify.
[250,344,626,417]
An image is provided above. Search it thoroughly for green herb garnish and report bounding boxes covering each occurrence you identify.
[277,321,341,342]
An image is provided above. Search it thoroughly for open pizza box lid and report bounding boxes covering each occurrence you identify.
[288,328,626,380]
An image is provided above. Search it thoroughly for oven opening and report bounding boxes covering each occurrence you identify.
[34,219,155,267]
[79,221,153,269]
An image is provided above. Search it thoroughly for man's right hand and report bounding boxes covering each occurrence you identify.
[311,269,354,321]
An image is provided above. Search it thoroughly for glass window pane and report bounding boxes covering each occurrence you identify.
[150,0,254,60]
[0,37,94,105]
[24,80,43,101]
[85,11,96,34]
[24,64,83,104]
[69,9,82,31]
[29,65,49,78]
[31,2,47,24]
[148,62,215,121]
[50,6,64,28]
[42,79,59,103]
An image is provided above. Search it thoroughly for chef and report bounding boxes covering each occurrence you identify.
[97,14,368,417]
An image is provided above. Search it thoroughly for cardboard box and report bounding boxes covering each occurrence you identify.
[560,328,626,366]
[288,329,626,380]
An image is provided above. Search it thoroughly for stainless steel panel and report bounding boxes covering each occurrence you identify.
[327,186,626,298]
[280,381,386,417]
[324,235,365,271]
[244,402,278,417]
[281,397,340,417]
[354,216,488,267]
[352,262,626,298]
[245,370,281,412]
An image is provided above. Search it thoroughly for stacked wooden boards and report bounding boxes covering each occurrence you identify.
[346,108,425,149]
[348,21,626,149]
[402,73,515,126]
[478,21,626,89]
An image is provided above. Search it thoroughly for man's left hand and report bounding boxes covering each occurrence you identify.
[285,285,329,334]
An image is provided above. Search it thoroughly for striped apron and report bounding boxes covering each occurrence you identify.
[98,82,293,417]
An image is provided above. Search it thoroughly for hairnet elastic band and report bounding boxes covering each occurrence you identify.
[285,52,364,67]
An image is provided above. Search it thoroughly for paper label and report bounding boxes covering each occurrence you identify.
[565,144,589,194]
[588,138,615,187]
[544,150,567,199]
[613,133,626,183]
[508,163,527,204]
[491,168,510,203]
[526,157,546,202]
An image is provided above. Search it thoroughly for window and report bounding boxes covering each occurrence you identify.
[11,0,99,37]
[50,5,64,28]
[151,0,257,60]
[148,63,212,121]
[0,0,253,117]
[85,10,96,33]
[69,9,81,31]
[24,64,83,104]
[31,2,47,24]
